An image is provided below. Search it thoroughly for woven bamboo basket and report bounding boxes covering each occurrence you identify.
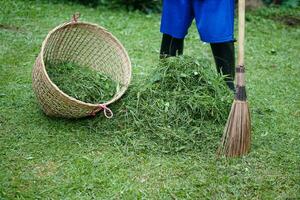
[32,15,131,118]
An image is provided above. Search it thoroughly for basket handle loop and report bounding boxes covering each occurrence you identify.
[71,12,80,23]
[91,104,113,119]
[100,104,113,119]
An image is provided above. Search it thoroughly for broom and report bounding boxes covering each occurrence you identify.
[218,0,251,157]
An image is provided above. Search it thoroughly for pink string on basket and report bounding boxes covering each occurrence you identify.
[71,12,80,23]
[90,104,113,119]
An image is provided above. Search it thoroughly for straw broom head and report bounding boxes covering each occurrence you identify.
[218,0,251,157]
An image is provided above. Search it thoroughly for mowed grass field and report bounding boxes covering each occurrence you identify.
[0,0,300,199]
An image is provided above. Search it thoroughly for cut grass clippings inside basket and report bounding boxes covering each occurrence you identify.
[87,56,234,153]
[46,62,119,104]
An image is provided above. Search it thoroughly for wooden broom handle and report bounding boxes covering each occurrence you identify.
[238,0,245,66]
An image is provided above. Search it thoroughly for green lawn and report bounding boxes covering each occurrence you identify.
[1,1,300,199]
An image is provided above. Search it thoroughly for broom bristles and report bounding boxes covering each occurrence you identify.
[218,100,251,157]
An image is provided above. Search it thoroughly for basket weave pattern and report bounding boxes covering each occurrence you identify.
[32,21,131,118]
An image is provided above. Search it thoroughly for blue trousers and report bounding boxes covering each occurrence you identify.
[160,0,235,43]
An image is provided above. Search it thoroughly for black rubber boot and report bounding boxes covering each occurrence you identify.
[160,34,184,58]
[210,41,235,91]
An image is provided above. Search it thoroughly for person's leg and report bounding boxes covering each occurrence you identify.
[210,41,235,91]
[193,0,235,90]
[160,34,184,58]
[160,0,194,58]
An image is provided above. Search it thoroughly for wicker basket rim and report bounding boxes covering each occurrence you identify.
[40,21,132,108]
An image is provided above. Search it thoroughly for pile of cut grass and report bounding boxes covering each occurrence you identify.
[45,56,232,152]
[46,62,118,104]
[117,56,233,124]
[90,56,233,153]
